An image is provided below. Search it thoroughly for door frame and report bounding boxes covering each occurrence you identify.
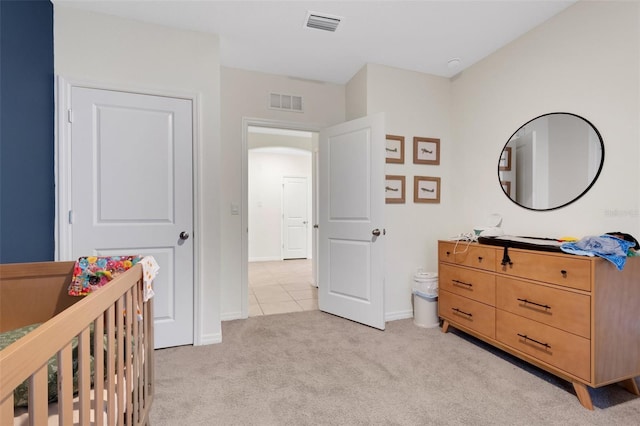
[241,118,320,318]
[55,76,205,345]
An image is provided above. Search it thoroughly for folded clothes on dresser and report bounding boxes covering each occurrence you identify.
[560,235,636,271]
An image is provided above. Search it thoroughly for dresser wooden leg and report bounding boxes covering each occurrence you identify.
[573,382,593,410]
[619,378,640,395]
[441,320,450,333]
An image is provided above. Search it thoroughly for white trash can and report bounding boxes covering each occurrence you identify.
[412,270,439,328]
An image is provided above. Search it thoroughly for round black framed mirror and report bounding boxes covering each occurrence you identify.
[498,112,604,211]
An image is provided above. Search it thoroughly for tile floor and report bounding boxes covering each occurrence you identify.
[248,259,318,317]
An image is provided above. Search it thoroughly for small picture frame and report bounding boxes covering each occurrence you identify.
[413,137,440,165]
[385,175,405,204]
[385,135,405,164]
[499,147,512,171]
[501,180,511,197]
[414,176,440,203]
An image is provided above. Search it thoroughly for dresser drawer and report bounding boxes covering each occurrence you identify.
[439,242,496,272]
[439,290,495,339]
[496,310,590,381]
[497,249,591,291]
[439,263,496,306]
[496,277,590,338]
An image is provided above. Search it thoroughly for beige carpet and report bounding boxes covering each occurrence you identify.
[150,311,640,425]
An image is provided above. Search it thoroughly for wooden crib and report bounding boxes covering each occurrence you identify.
[0,261,154,425]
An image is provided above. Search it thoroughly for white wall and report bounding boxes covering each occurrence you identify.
[248,149,313,261]
[349,63,453,320]
[451,0,640,238]
[346,66,367,121]
[220,67,345,319]
[54,6,222,344]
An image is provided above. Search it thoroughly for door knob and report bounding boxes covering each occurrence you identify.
[179,231,190,240]
[372,229,381,236]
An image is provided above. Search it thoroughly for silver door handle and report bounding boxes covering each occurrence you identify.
[372,229,381,236]
[180,231,190,240]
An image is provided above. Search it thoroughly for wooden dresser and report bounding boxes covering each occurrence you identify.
[438,240,640,410]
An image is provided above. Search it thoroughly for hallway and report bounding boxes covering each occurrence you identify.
[248,259,318,316]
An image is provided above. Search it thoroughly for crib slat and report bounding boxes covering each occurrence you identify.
[147,293,155,408]
[57,343,74,425]
[28,364,48,426]
[106,304,116,425]
[78,327,91,425]
[93,315,105,426]
[133,281,140,424]
[0,393,13,426]
[125,289,134,425]
[116,296,125,425]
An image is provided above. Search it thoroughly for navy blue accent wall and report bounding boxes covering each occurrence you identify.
[0,0,54,263]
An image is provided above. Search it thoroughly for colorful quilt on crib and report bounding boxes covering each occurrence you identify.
[68,255,142,296]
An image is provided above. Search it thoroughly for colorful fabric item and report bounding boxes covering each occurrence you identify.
[68,255,142,296]
[139,256,159,302]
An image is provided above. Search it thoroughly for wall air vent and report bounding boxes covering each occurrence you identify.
[269,92,303,113]
[305,11,342,32]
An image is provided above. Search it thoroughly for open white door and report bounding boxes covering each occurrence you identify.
[318,113,385,330]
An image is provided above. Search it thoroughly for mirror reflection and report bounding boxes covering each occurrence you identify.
[498,113,604,211]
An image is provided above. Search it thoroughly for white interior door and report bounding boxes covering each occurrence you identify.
[70,87,194,349]
[318,113,385,330]
[282,176,308,259]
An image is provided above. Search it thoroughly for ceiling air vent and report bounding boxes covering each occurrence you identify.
[305,11,342,32]
[269,92,303,113]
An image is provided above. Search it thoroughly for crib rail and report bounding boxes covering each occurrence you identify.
[0,263,154,425]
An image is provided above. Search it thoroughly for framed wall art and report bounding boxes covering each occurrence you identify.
[385,175,406,204]
[414,176,440,203]
[385,134,405,164]
[501,180,511,197]
[499,147,512,171]
[413,137,440,165]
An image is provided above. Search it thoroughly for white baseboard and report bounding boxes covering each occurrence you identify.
[220,311,244,321]
[385,310,414,322]
[196,331,222,346]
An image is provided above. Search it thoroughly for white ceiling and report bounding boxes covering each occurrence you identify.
[53,0,576,84]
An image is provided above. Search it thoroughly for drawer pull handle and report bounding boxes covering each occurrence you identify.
[517,333,551,349]
[446,251,451,256]
[452,308,473,317]
[500,247,513,267]
[560,270,567,277]
[517,298,551,310]
[477,256,483,262]
[452,279,473,288]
